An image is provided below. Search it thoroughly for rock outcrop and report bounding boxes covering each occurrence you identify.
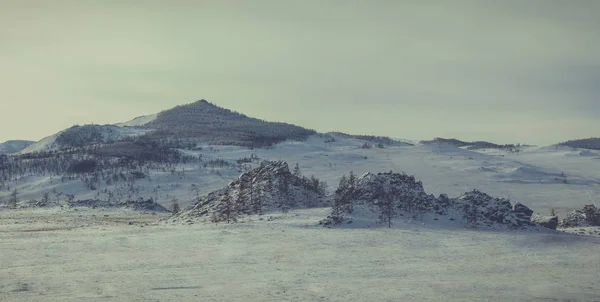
[172,161,327,222]
[455,190,534,228]
[513,203,534,220]
[530,214,559,230]
[559,205,600,228]
[330,171,537,229]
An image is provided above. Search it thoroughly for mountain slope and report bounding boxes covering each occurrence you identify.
[18,100,316,154]
[19,125,151,154]
[115,114,158,127]
[558,137,600,150]
[421,137,521,151]
[0,140,34,154]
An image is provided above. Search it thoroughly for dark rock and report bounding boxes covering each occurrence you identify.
[530,214,558,229]
[513,203,534,220]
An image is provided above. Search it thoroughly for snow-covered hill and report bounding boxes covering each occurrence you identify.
[0,140,34,154]
[3,133,600,224]
[115,113,158,127]
[18,124,152,154]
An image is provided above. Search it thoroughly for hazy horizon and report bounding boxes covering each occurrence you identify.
[2,1,599,145]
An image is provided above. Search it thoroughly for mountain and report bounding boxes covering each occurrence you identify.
[141,100,316,147]
[558,138,600,150]
[18,99,316,155]
[0,140,34,154]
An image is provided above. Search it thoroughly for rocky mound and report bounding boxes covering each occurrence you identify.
[172,161,327,222]
[455,191,533,228]
[559,205,600,228]
[326,171,538,229]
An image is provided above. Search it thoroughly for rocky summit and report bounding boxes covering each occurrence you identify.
[328,171,541,229]
[171,161,327,222]
[559,205,600,228]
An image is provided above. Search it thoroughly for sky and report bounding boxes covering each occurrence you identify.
[1,0,599,145]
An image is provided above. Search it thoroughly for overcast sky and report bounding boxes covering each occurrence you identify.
[1,0,599,145]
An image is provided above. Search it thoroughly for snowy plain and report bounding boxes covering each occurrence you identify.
[2,208,600,301]
[2,135,600,301]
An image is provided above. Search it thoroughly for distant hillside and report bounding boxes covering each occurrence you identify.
[420,137,520,151]
[143,100,316,147]
[327,132,413,146]
[0,140,34,154]
[558,138,600,150]
[19,125,151,154]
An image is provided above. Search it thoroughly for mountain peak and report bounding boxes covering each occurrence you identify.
[143,100,315,147]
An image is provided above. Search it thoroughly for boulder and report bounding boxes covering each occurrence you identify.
[513,203,534,220]
[530,214,558,230]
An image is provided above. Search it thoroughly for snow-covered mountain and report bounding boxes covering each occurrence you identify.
[142,99,316,147]
[17,99,316,155]
[0,140,34,154]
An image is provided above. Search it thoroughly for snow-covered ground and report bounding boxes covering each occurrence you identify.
[1,207,600,301]
[3,135,600,301]
[5,135,600,218]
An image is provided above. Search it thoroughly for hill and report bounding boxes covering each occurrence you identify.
[420,137,521,151]
[142,100,316,148]
[19,125,151,154]
[558,137,600,150]
[0,140,34,154]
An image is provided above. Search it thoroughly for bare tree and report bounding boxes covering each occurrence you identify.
[378,187,397,228]
[171,198,181,214]
[190,184,201,202]
[41,192,50,205]
[8,189,18,208]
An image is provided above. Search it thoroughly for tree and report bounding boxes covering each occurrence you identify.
[331,174,355,222]
[346,171,357,213]
[41,192,50,205]
[8,189,18,208]
[248,177,256,213]
[190,184,201,202]
[218,193,237,223]
[293,163,301,178]
[464,202,478,228]
[252,183,264,215]
[171,198,180,214]
[278,174,291,209]
[378,185,397,228]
